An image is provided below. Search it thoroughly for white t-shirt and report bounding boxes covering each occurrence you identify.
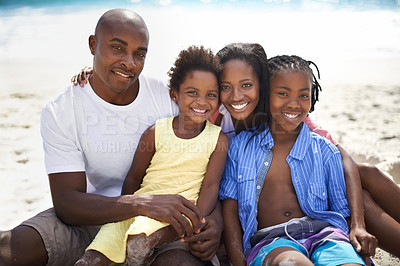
[41,75,178,197]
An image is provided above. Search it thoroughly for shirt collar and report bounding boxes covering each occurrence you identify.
[288,122,311,160]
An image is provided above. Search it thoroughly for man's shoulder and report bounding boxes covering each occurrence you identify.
[140,74,169,93]
[43,83,77,111]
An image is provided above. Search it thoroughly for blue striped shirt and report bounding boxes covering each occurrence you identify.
[219,122,350,254]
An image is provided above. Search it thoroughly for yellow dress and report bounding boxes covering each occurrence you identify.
[86,116,221,263]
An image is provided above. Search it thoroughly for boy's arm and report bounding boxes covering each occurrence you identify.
[196,132,228,217]
[222,198,246,266]
[337,145,378,257]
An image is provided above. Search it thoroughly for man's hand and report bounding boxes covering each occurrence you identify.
[181,204,223,261]
[136,194,205,238]
[349,225,378,257]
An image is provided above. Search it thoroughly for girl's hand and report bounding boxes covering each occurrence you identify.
[71,66,93,87]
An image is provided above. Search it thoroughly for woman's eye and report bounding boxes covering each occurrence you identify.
[300,94,309,98]
[221,85,230,91]
[242,83,252,88]
[278,92,287,96]
[207,93,217,98]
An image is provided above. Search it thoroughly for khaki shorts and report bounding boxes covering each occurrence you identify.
[21,208,219,266]
[20,208,101,266]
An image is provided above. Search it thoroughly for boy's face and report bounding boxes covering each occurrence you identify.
[171,70,219,125]
[89,20,148,100]
[269,70,311,133]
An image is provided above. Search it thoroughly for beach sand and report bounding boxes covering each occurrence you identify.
[0,60,399,265]
[0,5,399,265]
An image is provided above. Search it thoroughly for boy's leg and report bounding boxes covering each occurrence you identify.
[249,238,313,266]
[0,225,47,266]
[311,241,365,266]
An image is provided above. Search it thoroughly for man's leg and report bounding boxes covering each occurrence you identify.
[0,225,48,266]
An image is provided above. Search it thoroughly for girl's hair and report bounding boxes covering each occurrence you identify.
[168,45,221,92]
[268,55,322,113]
[216,43,270,129]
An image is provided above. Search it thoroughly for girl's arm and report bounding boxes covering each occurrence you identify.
[121,125,156,195]
[222,198,246,266]
[196,131,229,217]
[337,145,378,257]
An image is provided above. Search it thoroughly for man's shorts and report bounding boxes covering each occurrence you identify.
[21,208,220,266]
[20,208,101,266]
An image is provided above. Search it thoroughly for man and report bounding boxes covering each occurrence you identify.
[0,9,222,266]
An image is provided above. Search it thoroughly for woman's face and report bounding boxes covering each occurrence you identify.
[220,59,260,123]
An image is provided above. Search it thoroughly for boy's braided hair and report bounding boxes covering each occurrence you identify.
[268,55,322,113]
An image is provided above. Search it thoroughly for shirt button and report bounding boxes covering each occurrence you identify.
[238,174,242,179]
[264,161,269,166]
[256,185,261,190]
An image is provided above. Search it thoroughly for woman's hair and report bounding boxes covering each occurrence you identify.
[216,43,270,127]
[268,55,322,113]
[168,45,221,92]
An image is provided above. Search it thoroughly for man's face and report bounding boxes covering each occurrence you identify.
[89,21,149,100]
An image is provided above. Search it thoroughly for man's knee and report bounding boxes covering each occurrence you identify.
[0,225,48,266]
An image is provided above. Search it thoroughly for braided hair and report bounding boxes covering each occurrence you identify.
[268,55,322,113]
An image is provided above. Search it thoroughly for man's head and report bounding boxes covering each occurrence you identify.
[88,9,149,104]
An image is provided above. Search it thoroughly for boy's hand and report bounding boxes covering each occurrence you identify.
[349,225,378,257]
[71,66,93,87]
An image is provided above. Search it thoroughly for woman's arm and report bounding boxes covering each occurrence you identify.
[196,132,228,217]
[222,198,246,266]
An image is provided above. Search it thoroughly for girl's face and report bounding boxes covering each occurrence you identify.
[171,70,219,125]
[269,70,311,133]
[220,59,260,123]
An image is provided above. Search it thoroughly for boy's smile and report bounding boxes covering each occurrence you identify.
[269,70,311,134]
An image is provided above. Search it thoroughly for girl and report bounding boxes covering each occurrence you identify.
[75,45,228,265]
[220,54,368,265]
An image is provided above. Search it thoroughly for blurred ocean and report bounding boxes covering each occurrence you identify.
[0,0,400,84]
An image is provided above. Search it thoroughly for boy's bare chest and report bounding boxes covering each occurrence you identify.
[257,145,305,228]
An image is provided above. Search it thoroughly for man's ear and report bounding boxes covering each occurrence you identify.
[88,35,96,55]
[170,89,178,102]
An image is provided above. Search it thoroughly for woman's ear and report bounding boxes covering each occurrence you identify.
[170,89,178,102]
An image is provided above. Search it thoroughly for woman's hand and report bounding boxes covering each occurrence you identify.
[71,66,93,87]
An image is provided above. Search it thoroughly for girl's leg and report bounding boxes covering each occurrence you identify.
[263,247,313,266]
[125,225,179,265]
[363,189,400,257]
[74,250,113,266]
[359,163,400,222]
